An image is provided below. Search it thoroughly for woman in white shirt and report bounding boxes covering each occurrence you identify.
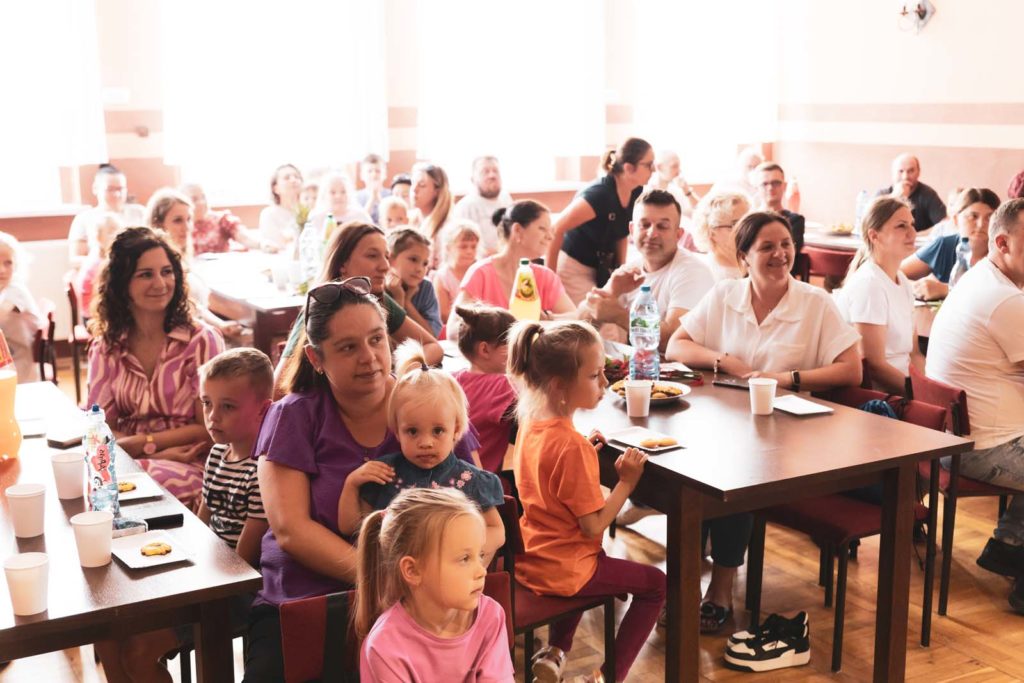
[691,192,750,282]
[258,164,304,251]
[836,197,924,395]
[666,211,861,633]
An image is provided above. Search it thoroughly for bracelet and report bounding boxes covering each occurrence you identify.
[713,352,728,374]
[790,370,801,392]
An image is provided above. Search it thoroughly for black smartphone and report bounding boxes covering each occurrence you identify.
[712,378,750,391]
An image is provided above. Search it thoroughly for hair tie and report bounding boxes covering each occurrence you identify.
[420,362,429,372]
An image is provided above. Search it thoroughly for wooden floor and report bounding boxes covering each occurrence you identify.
[4,365,1023,681]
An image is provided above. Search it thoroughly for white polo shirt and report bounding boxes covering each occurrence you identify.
[834,260,916,374]
[926,258,1024,450]
[682,277,860,373]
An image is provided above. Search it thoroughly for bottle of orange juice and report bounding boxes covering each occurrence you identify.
[0,331,22,460]
[509,258,541,321]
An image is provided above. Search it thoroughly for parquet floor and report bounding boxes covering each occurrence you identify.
[3,364,1023,681]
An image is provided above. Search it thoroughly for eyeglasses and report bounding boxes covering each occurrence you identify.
[711,222,738,231]
[304,277,373,323]
[760,180,784,189]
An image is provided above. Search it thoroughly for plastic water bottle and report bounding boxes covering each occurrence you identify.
[854,190,871,235]
[298,218,324,290]
[629,285,660,381]
[83,404,119,515]
[949,236,972,286]
[322,213,337,249]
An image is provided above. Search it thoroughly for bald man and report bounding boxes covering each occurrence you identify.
[876,154,946,232]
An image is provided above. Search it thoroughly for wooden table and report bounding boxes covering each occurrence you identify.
[193,252,304,356]
[574,380,972,682]
[804,225,930,253]
[0,382,262,681]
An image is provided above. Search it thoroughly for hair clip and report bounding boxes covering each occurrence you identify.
[420,362,429,372]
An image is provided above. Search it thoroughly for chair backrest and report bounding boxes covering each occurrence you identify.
[279,589,359,683]
[792,252,811,282]
[803,245,856,280]
[483,571,515,651]
[908,365,970,436]
[33,299,57,381]
[495,496,524,573]
[63,270,81,328]
[900,398,948,432]
[812,385,887,409]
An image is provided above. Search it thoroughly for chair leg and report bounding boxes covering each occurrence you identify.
[604,599,616,683]
[939,457,962,616]
[922,459,940,647]
[848,538,859,560]
[818,545,827,586]
[999,495,1008,519]
[832,545,849,672]
[72,344,82,405]
[179,647,192,683]
[824,544,835,608]
[523,628,535,683]
[745,515,766,627]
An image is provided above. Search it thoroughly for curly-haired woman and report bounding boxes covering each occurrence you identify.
[86,227,224,508]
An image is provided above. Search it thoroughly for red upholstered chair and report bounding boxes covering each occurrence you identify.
[908,365,1015,617]
[32,298,58,384]
[280,589,360,683]
[746,391,946,672]
[63,271,91,404]
[803,246,856,290]
[496,496,618,683]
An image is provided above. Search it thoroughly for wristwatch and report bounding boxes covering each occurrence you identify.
[143,434,157,455]
[790,370,801,392]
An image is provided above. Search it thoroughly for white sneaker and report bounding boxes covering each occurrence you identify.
[615,502,661,526]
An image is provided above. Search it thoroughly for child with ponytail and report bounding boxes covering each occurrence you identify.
[508,320,665,683]
[338,341,505,562]
[357,487,515,681]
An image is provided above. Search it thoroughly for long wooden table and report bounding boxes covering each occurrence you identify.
[0,382,262,681]
[193,252,303,356]
[574,380,972,682]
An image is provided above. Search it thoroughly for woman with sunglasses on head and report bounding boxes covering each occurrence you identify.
[546,137,654,304]
[246,277,479,682]
[274,222,442,384]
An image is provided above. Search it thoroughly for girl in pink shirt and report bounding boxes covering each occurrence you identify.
[451,304,517,475]
[357,487,514,683]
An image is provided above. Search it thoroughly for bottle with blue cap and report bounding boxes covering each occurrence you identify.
[629,284,660,381]
[84,403,119,514]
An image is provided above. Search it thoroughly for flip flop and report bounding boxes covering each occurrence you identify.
[700,600,733,634]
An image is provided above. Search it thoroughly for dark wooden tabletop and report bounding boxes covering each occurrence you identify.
[0,382,262,659]
[574,379,972,502]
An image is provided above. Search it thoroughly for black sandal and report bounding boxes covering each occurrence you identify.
[700,600,733,634]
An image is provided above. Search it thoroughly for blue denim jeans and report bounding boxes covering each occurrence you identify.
[942,435,1024,545]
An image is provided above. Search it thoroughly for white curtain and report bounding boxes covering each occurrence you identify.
[632,0,780,182]
[0,0,107,211]
[160,0,388,204]
[414,0,605,192]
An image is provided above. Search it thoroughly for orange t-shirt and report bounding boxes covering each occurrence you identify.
[513,417,606,596]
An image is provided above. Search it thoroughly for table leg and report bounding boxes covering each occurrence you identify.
[194,598,233,683]
[874,461,915,682]
[252,312,273,356]
[666,489,702,682]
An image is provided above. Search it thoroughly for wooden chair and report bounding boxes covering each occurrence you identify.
[746,390,946,671]
[908,365,1016,617]
[280,589,360,683]
[496,496,618,683]
[33,298,57,384]
[63,271,91,404]
[803,245,855,291]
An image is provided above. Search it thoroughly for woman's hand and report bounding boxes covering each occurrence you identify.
[721,354,755,378]
[912,277,948,301]
[348,461,395,487]
[743,370,791,389]
[614,447,648,488]
[152,442,208,463]
[218,320,244,339]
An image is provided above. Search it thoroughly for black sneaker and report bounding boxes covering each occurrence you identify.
[977,538,1024,577]
[724,613,811,672]
[727,611,808,647]
[1010,579,1024,615]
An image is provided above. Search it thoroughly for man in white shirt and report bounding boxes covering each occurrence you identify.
[646,149,699,212]
[67,164,146,267]
[926,197,1024,612]
[581,189,715,350]
[451,156,513,255]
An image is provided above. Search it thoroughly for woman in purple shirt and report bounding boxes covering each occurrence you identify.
[245,277,478,682]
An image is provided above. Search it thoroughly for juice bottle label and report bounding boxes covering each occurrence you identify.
[515,272,538,302]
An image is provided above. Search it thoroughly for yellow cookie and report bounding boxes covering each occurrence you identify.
[657,437,678,447]
[652,392,668,399]
[118,481,137,493]
[639,438,660,449]
[140,542,172,557]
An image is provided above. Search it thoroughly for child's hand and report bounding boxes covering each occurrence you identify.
[349,461,395,487]
[587,430,607,449]
[385,272,405,306]
[614,447,648,488]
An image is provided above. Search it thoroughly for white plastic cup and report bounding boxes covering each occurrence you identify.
[625,379,653,418]
[51,452,85,500]
[4,552,49,616]
[5,483,45,538]
[749,378,778,416]
[287,261,303,289]
[70,510,114,568]
[271,264,289,291]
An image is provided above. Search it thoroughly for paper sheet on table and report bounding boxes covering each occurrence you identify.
[773,394,834,416]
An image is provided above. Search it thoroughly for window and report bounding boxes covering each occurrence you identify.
[0,0,107,212]
[414,0,605,193]
[159,0,388,205]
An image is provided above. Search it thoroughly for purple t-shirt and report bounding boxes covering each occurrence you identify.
[254,387,479,607]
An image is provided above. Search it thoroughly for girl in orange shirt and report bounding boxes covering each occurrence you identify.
[508,320,665,683]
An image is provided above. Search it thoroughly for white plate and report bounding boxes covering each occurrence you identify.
[111,530,193,569]
[117,473,164,502]
[608,380,692,404]
[773,395,835,416]
[606,427,683,453]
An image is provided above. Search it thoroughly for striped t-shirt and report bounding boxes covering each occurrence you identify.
[202,444,266,548]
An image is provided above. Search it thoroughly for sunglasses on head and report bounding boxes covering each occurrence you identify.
[304,277,373,322]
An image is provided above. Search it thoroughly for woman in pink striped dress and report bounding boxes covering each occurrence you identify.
[87,227,224,509]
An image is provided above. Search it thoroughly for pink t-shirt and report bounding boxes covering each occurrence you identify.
[460,257,565,312]
[360,595,514,683]
[453,370,517,474]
